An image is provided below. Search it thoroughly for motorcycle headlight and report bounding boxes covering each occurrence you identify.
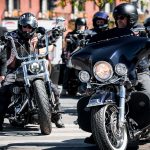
[79,71,90,83]
[93,61,113,82]
[115,63,127,76]
[29,62,41,74]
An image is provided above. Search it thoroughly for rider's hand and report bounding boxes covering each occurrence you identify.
[31,36,38,48]
[0,76,5,81]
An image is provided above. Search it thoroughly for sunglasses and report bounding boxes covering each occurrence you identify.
[22,25,33,29]
[116,16,126,20]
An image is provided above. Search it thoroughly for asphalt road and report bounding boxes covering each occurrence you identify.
[0,95,149,150]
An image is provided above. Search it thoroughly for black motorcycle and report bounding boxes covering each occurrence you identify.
[60,31,89,96]
[4,28,62,135]
[69,28,150,150]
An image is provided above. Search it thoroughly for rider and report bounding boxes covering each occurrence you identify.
[144,17,150,38]
[61,17,88,96]
[78,3,150,144]
[89,11,109,36]
[0,12,64,131]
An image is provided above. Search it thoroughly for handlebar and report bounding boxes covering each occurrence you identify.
[3,26,65,60]
[4,34,49,60]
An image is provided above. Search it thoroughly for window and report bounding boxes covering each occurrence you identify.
[5,0,9,10]
[29,0,31,8]
[14,0,20,9]
[40,0,42,11]
[48,0,57,11]
[5,0,20,10]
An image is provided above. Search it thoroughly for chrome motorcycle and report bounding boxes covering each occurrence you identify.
[4,29,57,135]
[69,28,150,150]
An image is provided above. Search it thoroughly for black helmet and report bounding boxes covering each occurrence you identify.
[93,11,109,29]
[144,17,150,27]
[75,17,87,29]
[18,12,38,39]
[113,3,138,28]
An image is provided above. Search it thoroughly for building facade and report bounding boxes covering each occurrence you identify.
[0,0,149,31]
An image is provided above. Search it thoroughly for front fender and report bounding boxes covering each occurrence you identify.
[87,90,116,107]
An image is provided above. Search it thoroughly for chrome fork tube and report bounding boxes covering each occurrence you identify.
[119,84,126,127]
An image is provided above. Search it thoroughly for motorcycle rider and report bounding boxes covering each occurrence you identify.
[144,17,150,38]
[77,3,150,144]
[89,11,109,36]
[61,17,88,96]
[113,3,150,86]
[0,12,64,131]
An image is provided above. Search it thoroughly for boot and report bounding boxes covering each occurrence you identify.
[52,89,65,128]
[52,113,65,128]
[0,115,4,131]
[60,89,68,96]
[0,124,3,131]
[84,134,95,144]
[55,117,65,128]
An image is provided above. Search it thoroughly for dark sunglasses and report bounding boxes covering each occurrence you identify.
[22,25,33,29]
[116,16,126,20]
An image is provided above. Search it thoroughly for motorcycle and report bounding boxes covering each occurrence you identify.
[4,26,64,135]
[69,28,150,149]
[60,31,89,96]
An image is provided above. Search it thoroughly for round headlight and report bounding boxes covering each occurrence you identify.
[93,61,113,82]
[115,63,127,76]
[29,62,41,74]
[79,71,90,83]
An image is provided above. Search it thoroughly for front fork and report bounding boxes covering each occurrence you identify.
[118,84,126,128]
[22,61,52,110]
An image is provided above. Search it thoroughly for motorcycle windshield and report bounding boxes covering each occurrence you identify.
[71,29,150,73]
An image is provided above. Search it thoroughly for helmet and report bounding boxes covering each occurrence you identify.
[113,3,138,28]
[75,18,87,29]
[92,11,109,29]
[144,17,150,27]
[18,12,38,39]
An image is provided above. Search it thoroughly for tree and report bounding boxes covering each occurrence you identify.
[58,0,114,10]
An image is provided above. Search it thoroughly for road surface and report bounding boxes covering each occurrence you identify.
[0,95,149,150]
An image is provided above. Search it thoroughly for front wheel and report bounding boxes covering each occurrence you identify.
[91,104,128,150]
[33,79,52,135]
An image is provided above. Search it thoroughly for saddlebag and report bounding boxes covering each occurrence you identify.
[128,91,150,129]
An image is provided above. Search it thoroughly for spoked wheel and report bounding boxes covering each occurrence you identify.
[91,104,128,150]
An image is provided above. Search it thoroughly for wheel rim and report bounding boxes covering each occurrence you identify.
[105,105,125,148]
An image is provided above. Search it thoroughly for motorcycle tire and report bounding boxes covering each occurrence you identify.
[33,79,52,135]
[91,104,128,150]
